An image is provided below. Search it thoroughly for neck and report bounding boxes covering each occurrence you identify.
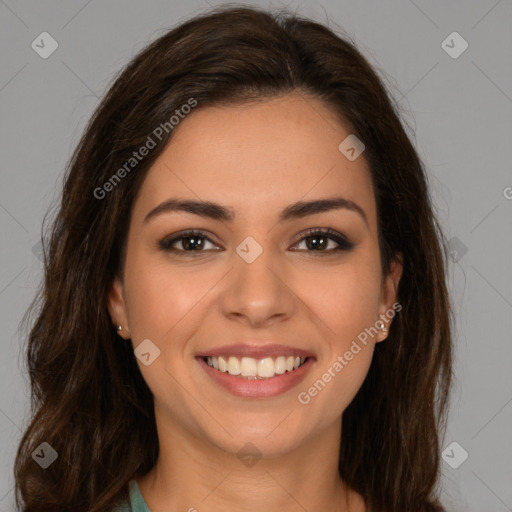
[136,409,364,512]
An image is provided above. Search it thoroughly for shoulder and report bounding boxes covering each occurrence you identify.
[112,498,131,512]
[112,479,150,512]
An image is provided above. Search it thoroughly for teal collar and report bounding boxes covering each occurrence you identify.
[128,479,151,511]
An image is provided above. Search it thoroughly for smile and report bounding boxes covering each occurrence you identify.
[197,355,315,398]
[203,355,308,379]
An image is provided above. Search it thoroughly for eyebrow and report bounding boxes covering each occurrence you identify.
[143,197,369,228]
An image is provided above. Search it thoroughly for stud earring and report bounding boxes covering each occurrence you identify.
[116,324,130,339]
[376,320,387,334]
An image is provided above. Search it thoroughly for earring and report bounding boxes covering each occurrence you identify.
[376,320,387,334]
[116,324,130,339]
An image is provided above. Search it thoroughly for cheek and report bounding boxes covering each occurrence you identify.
[292,258,382,339]
[123,252,196,340]
[303,259,381,410]
[325,347,374,414]
[296,334,375,425]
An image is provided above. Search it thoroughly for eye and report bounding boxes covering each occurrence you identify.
[159,230,220,254]
[290,228,355,255]
[159,227,355,257]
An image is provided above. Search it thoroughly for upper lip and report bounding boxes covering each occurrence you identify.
[196,343,315,359]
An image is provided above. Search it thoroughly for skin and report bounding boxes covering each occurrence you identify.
[108,92,402,512]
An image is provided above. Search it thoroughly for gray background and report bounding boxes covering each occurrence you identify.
[1,1,511,511]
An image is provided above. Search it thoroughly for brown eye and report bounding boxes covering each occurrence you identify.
[159,230,220,253]
[291,228,355,254]
[176,235,206,251]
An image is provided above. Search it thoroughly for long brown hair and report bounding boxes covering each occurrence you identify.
[14,5,453,511]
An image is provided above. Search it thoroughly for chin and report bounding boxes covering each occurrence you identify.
[199,416,307,459]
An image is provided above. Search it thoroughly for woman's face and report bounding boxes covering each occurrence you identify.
[108,93,402,457]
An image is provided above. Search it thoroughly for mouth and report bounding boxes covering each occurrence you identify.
[201,355,309,379]
[195,344,316,398]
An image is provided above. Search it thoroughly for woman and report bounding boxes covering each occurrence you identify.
[14,5,453,512]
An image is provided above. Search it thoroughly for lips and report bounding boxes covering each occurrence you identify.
[195,343,316,398]
[196,343,315,359]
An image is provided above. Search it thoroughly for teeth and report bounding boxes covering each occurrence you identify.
[218,356,228,372]
[258,357,275,378]
[240,357,257,377]
[274,356,286,374]
[205,355,307,378]
[227,356,241,375]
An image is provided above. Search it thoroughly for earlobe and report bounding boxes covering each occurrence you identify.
[107,276,130,338]
[377,253,403,341]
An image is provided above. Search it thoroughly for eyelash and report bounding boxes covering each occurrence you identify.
[158,228,355,257]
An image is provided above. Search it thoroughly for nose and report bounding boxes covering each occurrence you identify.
[219,245,297,328]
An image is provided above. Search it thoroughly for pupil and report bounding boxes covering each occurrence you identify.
[183,236,203,250]
[307,235,327,250]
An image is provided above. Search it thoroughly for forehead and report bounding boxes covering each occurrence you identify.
[132,93,377,231]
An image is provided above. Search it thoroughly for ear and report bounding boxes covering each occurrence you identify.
[376,253,403,342]
[107,275,130,339]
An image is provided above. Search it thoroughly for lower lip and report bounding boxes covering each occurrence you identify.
[197,357,315,398]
